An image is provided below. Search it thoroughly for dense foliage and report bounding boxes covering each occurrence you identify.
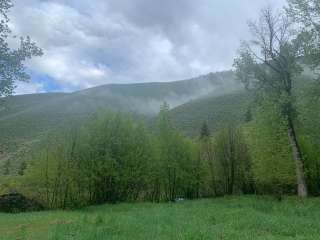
[20,110,197,208]
[244,99,296,195]
[287,0,320,70]
[233,4,320,197]
[4,105,251,209]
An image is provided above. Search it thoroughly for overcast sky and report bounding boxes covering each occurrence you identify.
[11,0,286,94]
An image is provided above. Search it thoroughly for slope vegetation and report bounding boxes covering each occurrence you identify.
[170,91,249,137]
[0,71,241,170]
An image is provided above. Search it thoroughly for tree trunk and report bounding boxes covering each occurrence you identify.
[287,117,308,197]
[228,161,235,195]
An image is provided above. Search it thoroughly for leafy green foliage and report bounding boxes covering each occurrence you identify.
[0,0,42,97]
[287,0,320,70]
[244,99,296,194]
[296,81,320,195]
[24,112,156,208]
[213,126,253,195]
[156,103,201,201]
[17,104,255,208]
[21,110,204,208]
[234,6,310,197]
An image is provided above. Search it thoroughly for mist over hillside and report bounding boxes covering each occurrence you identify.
[0,70,242,171]
[169,91,249,136]
[71,71,240,114]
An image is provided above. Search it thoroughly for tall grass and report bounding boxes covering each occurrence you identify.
[1,196,320,240]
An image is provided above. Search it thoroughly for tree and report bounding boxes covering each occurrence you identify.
[244,107,253,122]
[25,112,160,208]
[0,0,42,98]
[3,158,10,175]
[245,100,296,195]
[156,103,201,201]
[287,0,320,71]
[198,121,216,196]
[233,7,308,197]
[18,161,27,176]
[213,126,251,195]
[200,121,210,140]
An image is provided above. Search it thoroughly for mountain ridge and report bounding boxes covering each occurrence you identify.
[0,70,244,172]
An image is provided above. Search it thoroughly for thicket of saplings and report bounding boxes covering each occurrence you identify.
[8,93,317,209]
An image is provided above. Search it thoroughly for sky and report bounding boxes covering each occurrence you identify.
[11,0,286,94]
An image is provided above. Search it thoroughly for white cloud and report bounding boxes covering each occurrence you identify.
[14,81,44,95]
[9,0,287,94]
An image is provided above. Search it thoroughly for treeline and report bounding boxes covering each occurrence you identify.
[19,104,252,208]
[19,90,319,209]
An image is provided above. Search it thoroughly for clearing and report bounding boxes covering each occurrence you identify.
[0,196,319,240]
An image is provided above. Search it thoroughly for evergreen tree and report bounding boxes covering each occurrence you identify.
[200,121,210,140]
[18,161,27,176]
[3,159,10,175]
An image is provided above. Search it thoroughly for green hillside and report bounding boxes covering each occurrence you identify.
[0,70,315,174]
[0,71,241,171]
[169,91,249,137]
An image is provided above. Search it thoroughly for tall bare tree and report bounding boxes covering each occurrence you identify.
[233,7,308,197]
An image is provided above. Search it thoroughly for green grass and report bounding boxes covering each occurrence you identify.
[1,196,320,240]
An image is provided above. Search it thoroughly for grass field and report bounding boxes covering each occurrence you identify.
[1,196,320,240]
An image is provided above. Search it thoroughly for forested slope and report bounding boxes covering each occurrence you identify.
[169,91,249,137]
[0,71,241,171]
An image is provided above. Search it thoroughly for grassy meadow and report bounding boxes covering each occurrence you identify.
[1,196,320,240]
